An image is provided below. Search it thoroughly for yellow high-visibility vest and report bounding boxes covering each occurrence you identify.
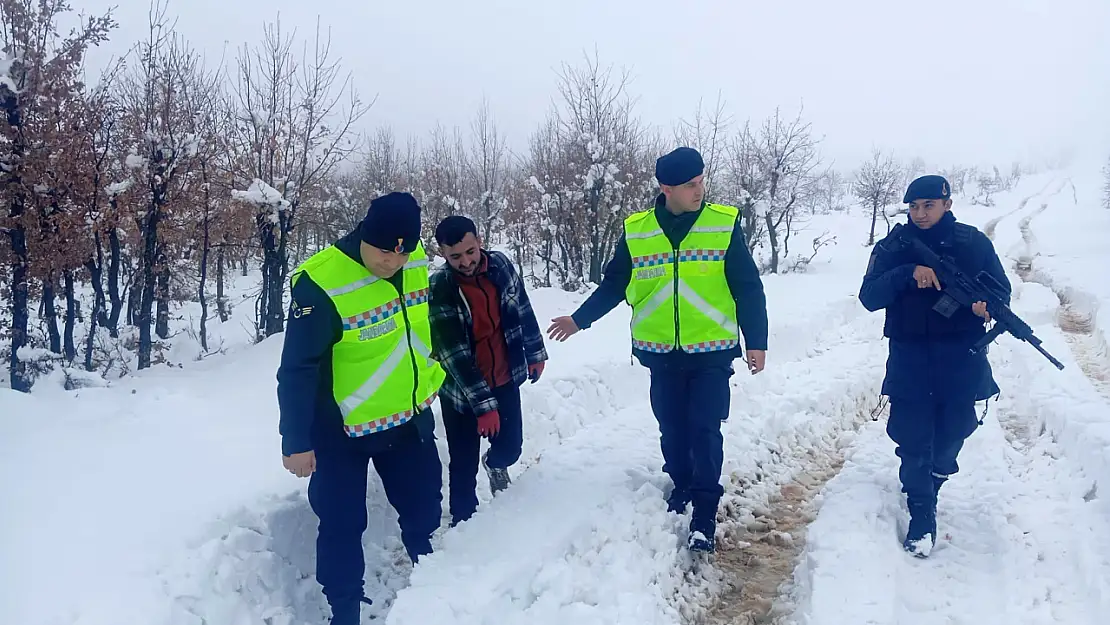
[292,242,445,436]
[623,203,741,353]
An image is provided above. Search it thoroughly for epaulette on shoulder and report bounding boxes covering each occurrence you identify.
[625,209,654,225]
[705,202,740,219]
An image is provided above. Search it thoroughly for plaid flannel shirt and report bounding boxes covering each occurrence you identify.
[429,250,549,416]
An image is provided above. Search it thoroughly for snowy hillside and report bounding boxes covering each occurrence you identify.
[3,165,1110,625]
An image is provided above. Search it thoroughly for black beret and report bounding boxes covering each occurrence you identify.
[655,147,704,186]
[360,192,422,253]
[903,175,951,203]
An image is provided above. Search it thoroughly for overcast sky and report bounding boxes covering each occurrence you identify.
[81,0,1110,171]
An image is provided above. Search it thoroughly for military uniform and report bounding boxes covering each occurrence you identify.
[859,175,1010,557]
[568,147,769,553]
[276,193,444,624]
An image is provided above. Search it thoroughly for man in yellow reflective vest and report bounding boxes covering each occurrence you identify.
[547,147,769,554]
[276,192,445,624]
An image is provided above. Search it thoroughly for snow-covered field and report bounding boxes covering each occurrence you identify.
[3,165,1109,625]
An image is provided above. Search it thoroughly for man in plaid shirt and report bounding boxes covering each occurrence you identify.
[429,215,549,525]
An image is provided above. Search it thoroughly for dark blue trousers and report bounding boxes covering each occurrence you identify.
[441,383,524,523]
[887,398,979,508]
[307,412,443,615]
[648,365,731,526]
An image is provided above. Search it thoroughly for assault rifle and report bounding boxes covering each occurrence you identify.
[890,224,1065,370]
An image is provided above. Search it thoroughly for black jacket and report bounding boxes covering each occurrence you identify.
[859,212,1009,403]
[571,195,769,370]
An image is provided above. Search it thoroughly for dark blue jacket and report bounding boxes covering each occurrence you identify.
[276,230,433,456]
[428,250,548,416]
[571,195,768,370]
[859,212,1010,403]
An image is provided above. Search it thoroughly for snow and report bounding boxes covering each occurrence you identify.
[4,162,1110,625]
[104,179,134,197]
[125,150,146,170]
[0,48,23,95]
[232,179,290,208]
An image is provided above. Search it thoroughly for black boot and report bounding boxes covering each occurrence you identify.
[688,503,717,554]
[688,517,716,553]
[329,596,372,625]
[666,488,690,514]
[902,500,937,558]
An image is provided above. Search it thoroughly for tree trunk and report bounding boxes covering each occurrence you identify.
[198,202,211,353]
[127,271,142,327]
[742,200,759,253]
[868,201,879,246]
[543,237,553,288]
[106,227,123,336]
[764,212,780,274]
[256,213,287,340]
[43,278,61,354]
[216,244,229,322]
[156,252,170,340]
[783,216,793,262]
[63,270,77,362]
[84,238,107,372]
[138,184,165,369]
[87,233,109,329]
[8,219,31,392]
[588,216,603,285]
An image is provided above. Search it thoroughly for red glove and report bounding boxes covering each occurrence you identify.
[477,410,500,437]
[528,361,545,383]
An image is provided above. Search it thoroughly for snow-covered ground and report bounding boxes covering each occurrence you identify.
[4,165,1109,625]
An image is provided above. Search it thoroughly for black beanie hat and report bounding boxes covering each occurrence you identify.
[360,192,422,253]
[655,147,705,186]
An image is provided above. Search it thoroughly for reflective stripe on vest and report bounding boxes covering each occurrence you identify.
[623,203,741,353]
[292,242,446,437]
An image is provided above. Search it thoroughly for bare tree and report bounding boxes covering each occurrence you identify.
[467,98,508,242]
[500,161,535,279]
[807,169,848,214]
[523,115,580,288]
[174,57,225,353]
[412,123,467,252]
[754,108,822,274]
[674,92,731,202]
[549,50,655,286]
[971,166,1004,206]
[940,165,971,195]
[721,121,767,253]
[228,15,370,341]
[853,149,904,245]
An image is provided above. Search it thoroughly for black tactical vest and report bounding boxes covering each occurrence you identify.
[881,222,989,341]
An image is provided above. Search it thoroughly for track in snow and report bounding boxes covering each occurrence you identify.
[1010,183,1110,400]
